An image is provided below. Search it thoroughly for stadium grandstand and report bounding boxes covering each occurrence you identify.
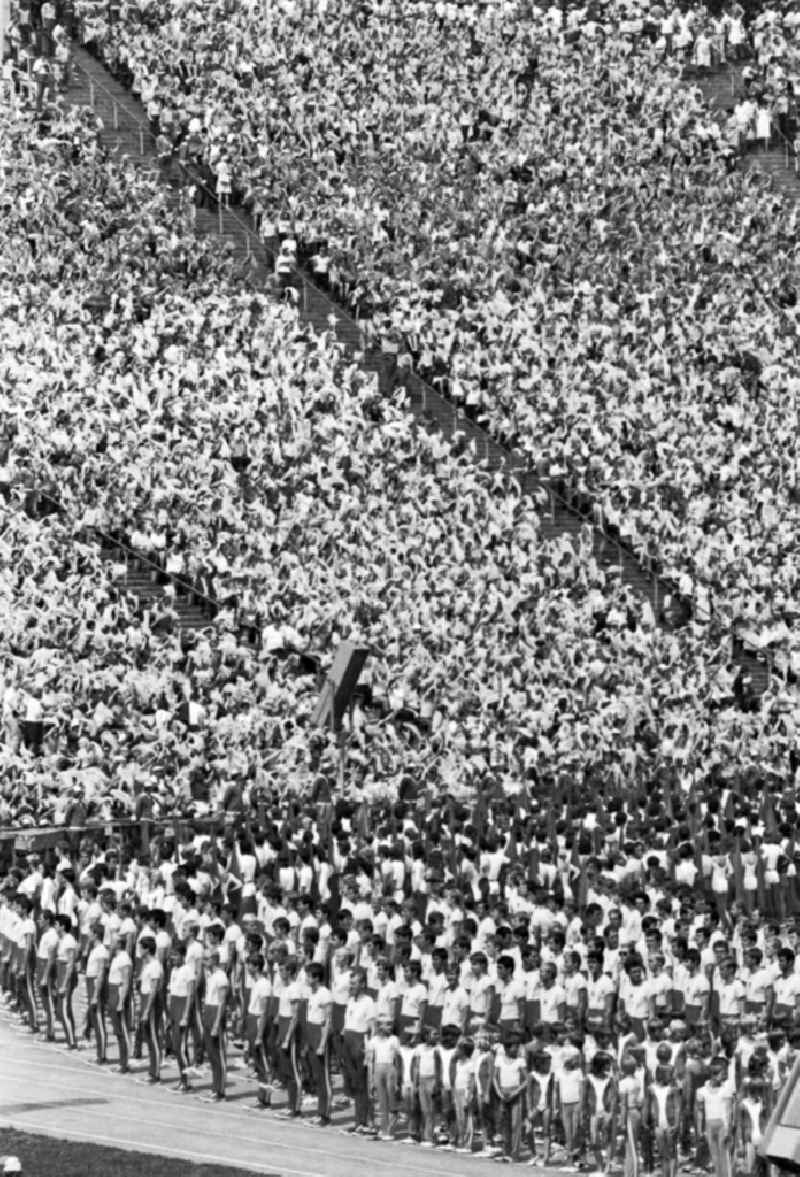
[1,0,800,1171]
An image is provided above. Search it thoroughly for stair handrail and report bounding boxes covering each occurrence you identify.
[24,484,227,621]
[707,36,799,177]
[771,120,796,171]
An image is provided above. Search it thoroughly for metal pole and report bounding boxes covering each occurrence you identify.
[421,383,427,414]
[89,79,95,108]
[139,127,144,155]
[113,100,119,131]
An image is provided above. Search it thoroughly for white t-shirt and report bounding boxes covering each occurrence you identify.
[344,993,376,1033]
[744,968,772,1005]
[717,979,744,1017]
[587,974,615,1015]
[538,982,566,1023]
[370,1033,399,1066]
[36,926,59,962]
[108,949,132,986]
[247,975,272,1015]
[306,984,332,1026]
[697,1080,736,1126]
[774,974,799,1010]
[169,962,195,999]
[498,976,526,1020]
[277,979,302,1019]
[205,966,228,1007]
[684,973,710,1007]
[85,942,108,980]
[140,957,163,996]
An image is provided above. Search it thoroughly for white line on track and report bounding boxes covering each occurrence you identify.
[0,1119,318,1177]
[0,1050,455,1177]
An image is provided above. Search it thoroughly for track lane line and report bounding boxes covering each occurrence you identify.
[0,1057,470,1177]
[0,1118,313,1176]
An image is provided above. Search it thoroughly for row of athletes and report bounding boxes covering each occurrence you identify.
[0,901,796,1170]
[3,896,800,1053]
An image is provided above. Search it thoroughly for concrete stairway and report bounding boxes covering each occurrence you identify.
[18,480,219,635]
[71,51,604,547]
[689,62,738,113]
[115,559,214,633]
[745,141,800,197]
[64,44,768,692]
[72,48,384,368]
[688,61,800,197]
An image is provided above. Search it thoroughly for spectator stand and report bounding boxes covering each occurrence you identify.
[686,28,800,192]
[5,1,774,700]
[62,33,771,699]
[10,479,459,760]
[682,23,800,680]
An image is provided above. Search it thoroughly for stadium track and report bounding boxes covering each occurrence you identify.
[0,1012,519,1177]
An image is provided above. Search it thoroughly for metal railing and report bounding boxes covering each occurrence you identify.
[702,38,800,173]
[0,811,250,866]
[772,121,798,174]
[0,814,221,845]
[19,481,222,620]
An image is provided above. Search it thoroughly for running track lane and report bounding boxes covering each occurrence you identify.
[0,1018,512,1177]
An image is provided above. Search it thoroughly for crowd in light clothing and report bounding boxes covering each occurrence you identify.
[31,0,793,672]
[0,1,800,1170]
[2,775,800,1169]
[3,22,800,836]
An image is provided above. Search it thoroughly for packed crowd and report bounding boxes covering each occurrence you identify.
[4,69,800,833]
[33,0,793,670]
[2,790,800,1169]
[2,2,800,1171]
[738,1,800,148]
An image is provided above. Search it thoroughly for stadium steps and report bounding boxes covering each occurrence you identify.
[63,44,769,692]
[688,64,738,114]
[690,61,800,196]
[70,57,152,166]
[117,562,215,629]
[70,48,392,343]
[17,482,220,635]
[103,552,216,632]
[742,144,800,195]
[74,529,212,633]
